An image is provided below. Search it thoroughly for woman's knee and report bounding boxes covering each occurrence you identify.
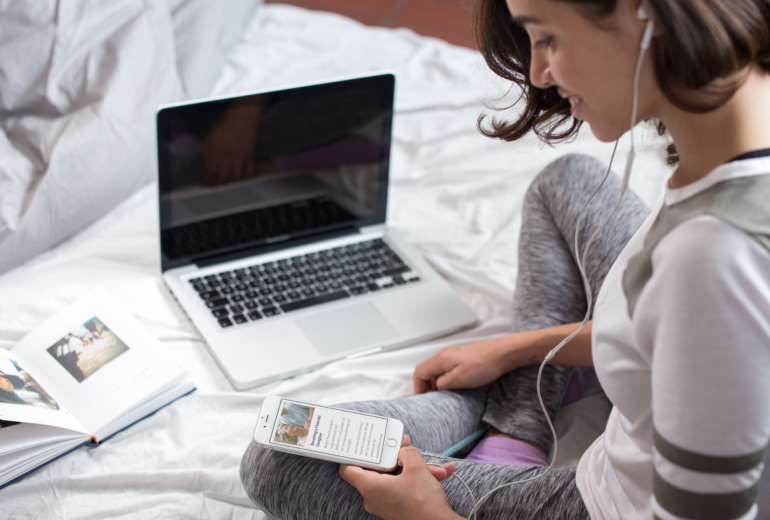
[240,442,286,512]
[526,153,609,201]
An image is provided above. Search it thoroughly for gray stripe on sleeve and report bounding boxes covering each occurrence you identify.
[654,469,759,520]
[654,429,767,474]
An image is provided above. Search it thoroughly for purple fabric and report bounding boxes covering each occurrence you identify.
[561,370,583,408]
[465,436,548,467]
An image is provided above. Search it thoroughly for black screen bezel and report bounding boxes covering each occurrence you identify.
[156,73,395,272]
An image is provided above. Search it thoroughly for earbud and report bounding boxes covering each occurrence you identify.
[637,3,654,50]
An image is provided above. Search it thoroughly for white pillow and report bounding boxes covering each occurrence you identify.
[0,0,261,275]
[169,0,262,100]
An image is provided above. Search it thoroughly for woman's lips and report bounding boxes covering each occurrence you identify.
[569,96,583,118]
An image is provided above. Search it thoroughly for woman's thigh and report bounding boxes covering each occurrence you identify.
[241,443,587,520]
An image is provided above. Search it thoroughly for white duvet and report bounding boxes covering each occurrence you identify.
[0,5,671,518]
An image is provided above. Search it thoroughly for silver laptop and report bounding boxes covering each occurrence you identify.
[156,73,477,390]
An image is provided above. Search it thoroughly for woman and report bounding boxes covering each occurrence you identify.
[241,0,770,518]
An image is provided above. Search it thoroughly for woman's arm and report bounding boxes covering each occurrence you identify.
[414,321,593,394]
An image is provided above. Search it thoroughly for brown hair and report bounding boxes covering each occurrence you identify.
[474,0,770,156]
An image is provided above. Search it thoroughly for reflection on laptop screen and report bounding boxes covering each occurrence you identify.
[157,74,394,271]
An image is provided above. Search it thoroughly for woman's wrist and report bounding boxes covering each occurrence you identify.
[499,329,546,370]
[500,321,593,370]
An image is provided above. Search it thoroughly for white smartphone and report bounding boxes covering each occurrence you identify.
[252,395,405,472]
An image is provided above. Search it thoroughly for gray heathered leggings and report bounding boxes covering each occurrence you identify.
[241,154,651,520]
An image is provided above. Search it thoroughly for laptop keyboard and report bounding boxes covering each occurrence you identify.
[187,238,421,328]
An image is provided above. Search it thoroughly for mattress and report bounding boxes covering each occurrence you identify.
[0,5,671,518]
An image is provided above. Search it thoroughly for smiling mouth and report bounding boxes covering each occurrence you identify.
[567,96,583,118]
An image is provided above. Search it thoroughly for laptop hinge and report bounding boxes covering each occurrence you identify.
[358,223,386,235]
[192,226,360,268]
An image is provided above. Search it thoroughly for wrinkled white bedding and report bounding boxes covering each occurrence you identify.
[0,5,672,518]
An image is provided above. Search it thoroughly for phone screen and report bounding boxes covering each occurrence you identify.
[270,399,389,463]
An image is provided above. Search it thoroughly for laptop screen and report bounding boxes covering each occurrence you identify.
[157,74,394,272]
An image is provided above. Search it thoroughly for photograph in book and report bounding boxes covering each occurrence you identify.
[46,317,129,383]
[0,351,61,411]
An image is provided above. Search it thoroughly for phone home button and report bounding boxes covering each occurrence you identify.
[386,438,398,448]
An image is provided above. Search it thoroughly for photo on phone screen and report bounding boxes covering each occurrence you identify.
[271,399,389,463]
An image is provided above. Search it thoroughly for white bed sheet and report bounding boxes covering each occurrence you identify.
[0,5,672,518]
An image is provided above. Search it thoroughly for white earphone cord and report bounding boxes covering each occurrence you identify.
[427,15,653,520]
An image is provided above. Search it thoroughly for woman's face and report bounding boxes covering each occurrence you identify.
[505,0,659,142]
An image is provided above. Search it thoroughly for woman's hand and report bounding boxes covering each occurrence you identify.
[413,336,524,394]
[413,322,595,394]
[339,435,463,520]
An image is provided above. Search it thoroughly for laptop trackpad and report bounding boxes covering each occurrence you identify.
[296,302,399,356]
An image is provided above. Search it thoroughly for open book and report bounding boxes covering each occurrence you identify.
[0,290,195,488]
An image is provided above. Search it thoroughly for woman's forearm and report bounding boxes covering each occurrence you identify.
[502,321,593,370]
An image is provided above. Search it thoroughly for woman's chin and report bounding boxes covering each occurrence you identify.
[587,122,626,144]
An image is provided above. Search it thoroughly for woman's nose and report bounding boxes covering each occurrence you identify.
[530,54,555,89]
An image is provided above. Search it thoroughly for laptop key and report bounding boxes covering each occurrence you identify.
[221,286,234,295]
[383,266,410,277]
[301,288,315,297]
[211,308,229,318]
[280,291,350,313]
[218,317,233,328]
[207,298,229,309]
[288,291,301,299]
[230,304,244,313]
[199,290,220,300]
[231,294,244,302]
[247,311,263,321]
[262,306,280,317]
[393,276,407,285]
[315,285,329,293]
[232,314,248,324]
[245,301,258,309]
[273,294,287,303]
[189,277,202,284]
[245,291,257,299]
[350,286,367,295]
[259,298,272,306]
[367,283,381,292]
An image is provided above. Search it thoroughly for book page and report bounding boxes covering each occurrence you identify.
[12,290,189,437]
[0,350,88,434]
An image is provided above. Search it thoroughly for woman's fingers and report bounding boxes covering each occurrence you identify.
[413,351,454,394]
[435,369,463,390]
[401,434,411,447]
[339,464,378,492]
[427,462,456,481]
[398,446,427,472]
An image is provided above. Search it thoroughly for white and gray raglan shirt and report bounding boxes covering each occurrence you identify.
[576,156,770,520]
